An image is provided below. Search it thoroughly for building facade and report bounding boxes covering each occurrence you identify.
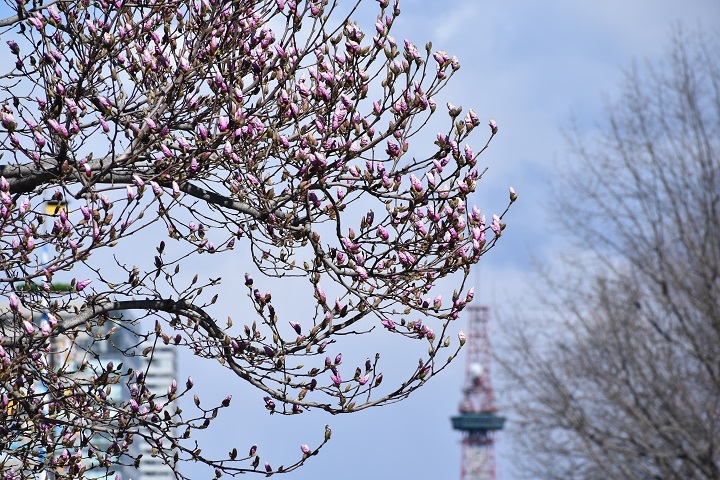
[1,307,178,479]
[135,338,178,480]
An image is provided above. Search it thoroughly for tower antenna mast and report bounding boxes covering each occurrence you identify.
[451,305,505,480]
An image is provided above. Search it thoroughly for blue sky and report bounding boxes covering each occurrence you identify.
[184,1,716,479]
[1,0,718,479]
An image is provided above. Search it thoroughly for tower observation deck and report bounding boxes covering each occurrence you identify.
[451,306,505,480]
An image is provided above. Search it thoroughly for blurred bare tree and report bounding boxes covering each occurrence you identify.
[500,28,720,480]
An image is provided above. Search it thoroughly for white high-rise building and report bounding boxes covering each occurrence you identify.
[0,309,142,480]
[1,306,178,479]
[136,340,178,480]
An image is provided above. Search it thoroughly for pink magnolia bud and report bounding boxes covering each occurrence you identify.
[197,124,208,140]
[409,174,423,193]
[381,319,396,331]
[489,118,498,134]
[144,117,157,131]
[301,444,311,455]
[465,287,475,303]
[340,237,360,252]
[464,144,473,161]
[355,265,368,280]
[132,175,145,187]
[6,40,19,55]
[9,293,19,311]
[509,186,518,202]
[336,251,346,265]
[179,56,190,73]
[160,144,172,158]
[426,171,436,188]
[150,181,162,196]
[365,209,375,226]
[458,331,466,346]
[76,279,92,291]
[372,101,382,115]
[23,320,35,335]
[33,131,45,148]
[490,214,502,236]
[176,136,190,152]
[96,96,112,110]
[315,285,326,303]
[447,102,462,118]
[432,50,449,66]
[19,197,29,214]
[377,225,390,241]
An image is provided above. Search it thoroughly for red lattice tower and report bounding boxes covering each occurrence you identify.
[451,306,505,480]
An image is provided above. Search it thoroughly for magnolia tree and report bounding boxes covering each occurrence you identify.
[0,0,512,477]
